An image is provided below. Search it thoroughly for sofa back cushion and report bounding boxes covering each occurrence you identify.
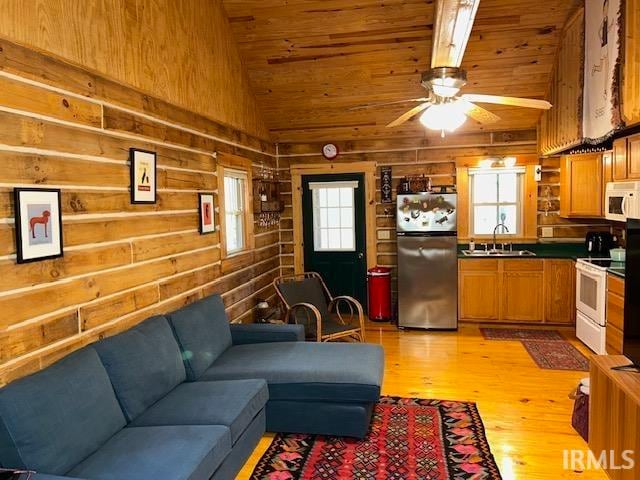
[93,315,186,422]
[167,295,232,380]
[0,348,126,474]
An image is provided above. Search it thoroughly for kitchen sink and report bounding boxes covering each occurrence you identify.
[462,249,537,257]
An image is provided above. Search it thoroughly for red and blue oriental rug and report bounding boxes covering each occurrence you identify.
[250,396,502,480]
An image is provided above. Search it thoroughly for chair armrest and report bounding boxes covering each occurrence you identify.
[229,323,305,345]
[329,295,364,313]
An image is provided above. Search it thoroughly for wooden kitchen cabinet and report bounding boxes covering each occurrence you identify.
[501,260,544,322]
[544,259,576,324]
[606,274,625,355]
[613,137,629,181]
[559,153,603,218]
[611,134,640,181]
[458,260,500,321]
[458,258,574,324]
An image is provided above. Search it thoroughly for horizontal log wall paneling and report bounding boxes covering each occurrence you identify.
[0,49,280,386]
[277,130,545,307]
[0,0,270,139]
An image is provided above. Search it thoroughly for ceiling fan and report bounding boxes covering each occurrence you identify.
[352,0,552,134]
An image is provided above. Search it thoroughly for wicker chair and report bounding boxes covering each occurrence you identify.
[273,272,365,342]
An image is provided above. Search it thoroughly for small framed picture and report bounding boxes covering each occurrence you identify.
[130,148,157,204]
[14,188,63,264]
[199,193,215,234]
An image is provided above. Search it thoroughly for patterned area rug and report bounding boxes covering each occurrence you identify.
[250,397,502,480]
[480,328,565,341]
[522,340,589,371]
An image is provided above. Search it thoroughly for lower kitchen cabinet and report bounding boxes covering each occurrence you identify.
[501,260,544,322]
[606,274,625,355]
[458,258,576,324]
[544,259,576,324]
[458,260,500,321]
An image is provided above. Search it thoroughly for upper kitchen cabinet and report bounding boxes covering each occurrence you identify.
[560,153,603,218]
[612,133,640,181]
[539,7,584,156]
[622,0,640,126]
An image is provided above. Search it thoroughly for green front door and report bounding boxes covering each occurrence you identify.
[302,173,367,306]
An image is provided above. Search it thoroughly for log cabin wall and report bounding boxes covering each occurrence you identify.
[0,37,280,385]
[278,130,554,305]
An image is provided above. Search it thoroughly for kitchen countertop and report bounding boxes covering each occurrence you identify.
[607,263,626,278]
[457,243,590,259]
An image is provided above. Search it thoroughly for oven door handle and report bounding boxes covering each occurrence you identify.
[622,195,628,217]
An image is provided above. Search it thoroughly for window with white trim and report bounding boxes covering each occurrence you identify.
[223,169,247,254]
[469,168,524,236]
[309,181,357,251]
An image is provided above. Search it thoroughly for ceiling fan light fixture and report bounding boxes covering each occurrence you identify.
[422,67,467,98]
[419,101,467,132]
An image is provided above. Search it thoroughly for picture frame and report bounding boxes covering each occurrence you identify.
[198,193,215,234]
[130,148,157,204]
[14,188,64,264]
[381,166,393,203]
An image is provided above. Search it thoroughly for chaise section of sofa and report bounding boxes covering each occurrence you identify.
[168,294,385,438]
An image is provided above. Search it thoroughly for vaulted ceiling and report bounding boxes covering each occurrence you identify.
[222,0,580,143]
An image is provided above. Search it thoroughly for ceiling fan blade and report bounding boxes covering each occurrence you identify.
[431,0,480,68]
[457,99,501,125]
[348,98,430,111]
[461,94,552,110]
[386,103,432,128]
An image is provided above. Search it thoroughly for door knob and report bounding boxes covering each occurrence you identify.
[358,252,364,259]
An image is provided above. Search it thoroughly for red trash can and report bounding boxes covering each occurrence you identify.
[367,267,392,322]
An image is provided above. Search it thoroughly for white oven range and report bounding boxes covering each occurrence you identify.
[575,258,610,354]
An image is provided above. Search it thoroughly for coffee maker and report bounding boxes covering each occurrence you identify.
[585,231,614,256]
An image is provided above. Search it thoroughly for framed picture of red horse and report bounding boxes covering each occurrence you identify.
[14,188,63,264]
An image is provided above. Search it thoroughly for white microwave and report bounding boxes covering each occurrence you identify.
[605,181,640,221]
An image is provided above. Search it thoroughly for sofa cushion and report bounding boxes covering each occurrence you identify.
[167,295,232,380]
[93,315,186,422]
[199,342,384,402]
[0,348,126,475]
[69,425,231,480]
[33,476,86,480]
[130,379,268,444]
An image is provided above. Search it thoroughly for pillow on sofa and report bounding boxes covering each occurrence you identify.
[93,315,186,422]
[167,295,232,380]
[0,348,126,475]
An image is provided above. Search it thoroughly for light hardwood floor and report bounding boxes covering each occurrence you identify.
[238,322,607,479]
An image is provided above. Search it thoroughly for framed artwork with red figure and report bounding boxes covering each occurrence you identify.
[14,188,63,264]
[199,193,215,234]
[130,148,157,204]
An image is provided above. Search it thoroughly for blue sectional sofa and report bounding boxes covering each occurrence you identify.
[0,294,384,480]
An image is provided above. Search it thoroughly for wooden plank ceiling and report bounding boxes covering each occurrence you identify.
[222,0,580,143]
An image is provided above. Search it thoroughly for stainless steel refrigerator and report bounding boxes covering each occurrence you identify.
[397,192,458,329]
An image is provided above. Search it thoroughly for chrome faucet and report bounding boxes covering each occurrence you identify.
[492,223,509,252]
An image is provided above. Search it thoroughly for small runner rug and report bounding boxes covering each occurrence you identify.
[250,396,502,480]
[522,340,589,371]
[480,328,565,341]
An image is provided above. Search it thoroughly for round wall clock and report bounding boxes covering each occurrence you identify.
[322,143,339,160]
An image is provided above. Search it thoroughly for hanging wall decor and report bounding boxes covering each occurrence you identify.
[199,193,215,234]
[14,188,63,264]
[381,166,393,203]
[583,0,623,143]
[130,148,157,204]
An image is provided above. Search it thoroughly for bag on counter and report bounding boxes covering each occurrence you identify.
[570,377,590,442]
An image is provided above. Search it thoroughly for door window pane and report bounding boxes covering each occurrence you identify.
[312,185,356,251]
